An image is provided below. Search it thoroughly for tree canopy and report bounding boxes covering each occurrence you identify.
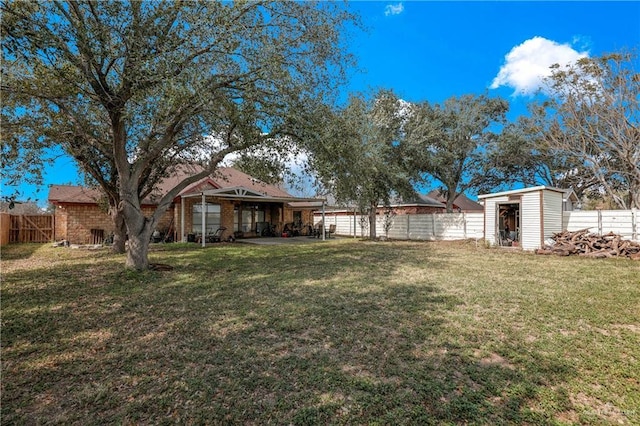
[528,52,640,209]
[2,0,357,268]
[307,90,417,239]
[405,94,509,212]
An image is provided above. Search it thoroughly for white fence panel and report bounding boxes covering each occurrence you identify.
[314,209,637,242]
[407,214,435,240]
[335,215,352,236]
[563,211,599,233]
[314,211,485,241]
[466,213,485,239]
[439,214,466,240]
[563,210,637,240]
[383,215,408,240]
[601,210,634,238]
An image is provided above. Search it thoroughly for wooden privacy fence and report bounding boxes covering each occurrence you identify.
[0,213,54,245]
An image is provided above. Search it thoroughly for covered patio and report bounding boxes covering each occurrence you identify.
[178,186,329,247]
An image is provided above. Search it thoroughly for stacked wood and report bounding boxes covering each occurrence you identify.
[536,229,640,260]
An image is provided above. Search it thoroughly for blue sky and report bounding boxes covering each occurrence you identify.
[6,1,640,206]
[347,1,639,115]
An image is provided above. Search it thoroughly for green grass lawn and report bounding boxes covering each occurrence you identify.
[2,240,639,425]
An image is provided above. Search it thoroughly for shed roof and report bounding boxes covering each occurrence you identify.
[477,186,578,201]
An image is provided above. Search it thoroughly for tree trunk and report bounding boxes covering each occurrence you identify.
[121,197,155,271]
[110,207,127,254]
[126,227,152,270]
[446,199,455,213]
[368,204,377,240]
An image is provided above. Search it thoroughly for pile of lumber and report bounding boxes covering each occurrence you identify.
[536,229,640,259]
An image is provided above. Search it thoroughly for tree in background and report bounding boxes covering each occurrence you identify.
[493,117,600,201]
[308,90,417,239]
[405,94,509,212]
[2,0,356,269]
[529,52,640,209]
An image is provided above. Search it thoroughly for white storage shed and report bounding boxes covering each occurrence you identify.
[478,186,578,251]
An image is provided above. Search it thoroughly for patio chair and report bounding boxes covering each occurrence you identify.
[206,227,226,243]
[327,224,336,238]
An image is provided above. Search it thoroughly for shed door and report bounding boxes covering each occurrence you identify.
[496,202,521,246]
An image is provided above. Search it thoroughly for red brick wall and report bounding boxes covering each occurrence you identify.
[53,206,68,242]
[54,204,113,244]
[54,198,319,243]
[55,203,173,244]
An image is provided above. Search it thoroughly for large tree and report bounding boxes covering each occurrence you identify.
[530,52,640,209]
[308,90,417,239]
[405,94,509,212]
[493,117,601,201]
[1,0,356,269]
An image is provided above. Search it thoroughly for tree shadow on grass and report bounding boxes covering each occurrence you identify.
[1,242,45,261]
[2,242,577,424]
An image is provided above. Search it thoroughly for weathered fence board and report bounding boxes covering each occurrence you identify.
[0,213,10,246]
[2,214,54,244]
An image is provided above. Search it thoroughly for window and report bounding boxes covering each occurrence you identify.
[242,209,252,232]
[237,205,267,232]
[192,203,221,234]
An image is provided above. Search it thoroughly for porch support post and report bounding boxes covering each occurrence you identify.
[201,192,206,248]
[181,198,185,242]
[322,200,326,241]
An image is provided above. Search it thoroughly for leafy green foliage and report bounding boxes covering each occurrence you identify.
[530,51,640,209]
[1,0,357,268]
[405,94,509,211]
[493,118,600,200]
[308,90,418,238]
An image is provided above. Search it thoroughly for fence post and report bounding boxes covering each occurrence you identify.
[632,208,637,241]
[597,209,603,236]
[406,214,410,240]
[431,213,436,239]
[463,212,467,239]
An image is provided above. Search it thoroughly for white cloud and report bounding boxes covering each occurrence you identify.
[384,3,404,16]
[491,36,589,96]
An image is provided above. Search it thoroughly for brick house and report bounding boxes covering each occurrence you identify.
[48,167,320,244]
[389,193,449,215]
[425,190,484,212]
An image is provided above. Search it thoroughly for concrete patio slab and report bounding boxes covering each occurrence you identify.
[236,236,337,245]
